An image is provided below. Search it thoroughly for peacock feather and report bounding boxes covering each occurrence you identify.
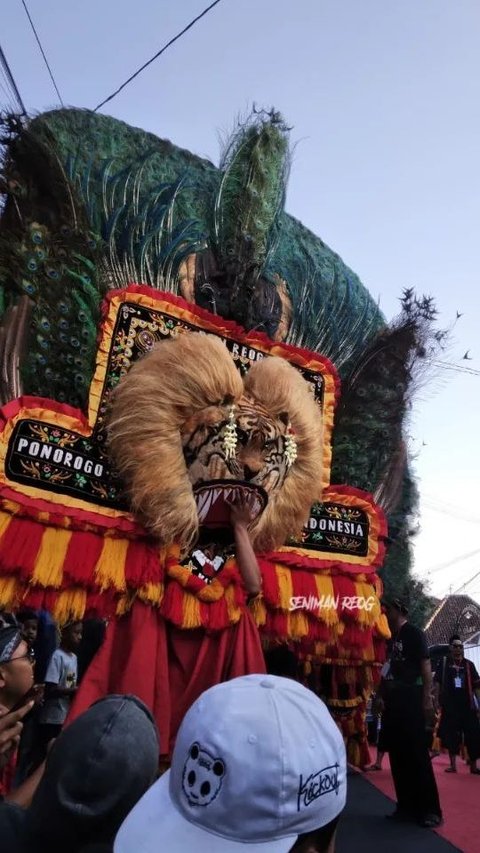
[331,289,448,497]
[0,113,101,408]
[0,114,205,407]
[65,154,205,293]
[212,108,290,325]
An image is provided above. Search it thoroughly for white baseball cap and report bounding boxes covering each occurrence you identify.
[115,674,346,853]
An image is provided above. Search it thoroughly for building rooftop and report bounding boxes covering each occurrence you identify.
[424,594,480,645]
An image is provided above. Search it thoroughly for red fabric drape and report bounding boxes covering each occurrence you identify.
[68,603,266,756]
[67,602,171,754]
[167,609,266,753]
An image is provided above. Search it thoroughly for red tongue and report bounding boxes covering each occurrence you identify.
[194,480,268,529]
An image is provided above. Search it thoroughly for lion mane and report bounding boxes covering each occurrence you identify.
[107,332,322,554]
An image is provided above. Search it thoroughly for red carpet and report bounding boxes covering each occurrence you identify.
[364,753,478,852]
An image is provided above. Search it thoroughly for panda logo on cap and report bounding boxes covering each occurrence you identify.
[182,742,226,806]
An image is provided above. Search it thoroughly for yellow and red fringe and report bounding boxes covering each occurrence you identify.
[0,507,388,667]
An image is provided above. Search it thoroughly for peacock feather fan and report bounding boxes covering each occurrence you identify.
[212,109,290,326]
[0,114,205,407]
[331,289,448,500]
[0,113,101,408]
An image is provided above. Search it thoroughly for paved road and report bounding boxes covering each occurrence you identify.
[337,772,461,853]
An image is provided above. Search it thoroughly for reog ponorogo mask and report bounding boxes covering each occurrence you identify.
[107,331,323,555]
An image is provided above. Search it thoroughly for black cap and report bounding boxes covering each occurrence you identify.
[383,597,409,615]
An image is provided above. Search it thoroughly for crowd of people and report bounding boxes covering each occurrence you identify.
[0,613,345,853]
[1,599,480,851]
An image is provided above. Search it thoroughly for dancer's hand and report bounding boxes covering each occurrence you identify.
[226,492,256,529]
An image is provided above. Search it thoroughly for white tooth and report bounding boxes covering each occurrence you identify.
[212,488,221,505]
[204,491,214,515]
[197,493,209,520]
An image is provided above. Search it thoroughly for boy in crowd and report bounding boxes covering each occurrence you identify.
[37,621,82,757]
[115,674,346,853]
[16,609,39,649]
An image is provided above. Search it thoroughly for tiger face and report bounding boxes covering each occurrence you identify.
[235,398,290,494]
[181,396,290,500]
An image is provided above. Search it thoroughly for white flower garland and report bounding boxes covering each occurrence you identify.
[284,428,298,468]
[223,406,238,459]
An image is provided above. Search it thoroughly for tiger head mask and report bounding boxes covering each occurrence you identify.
[107,332,323,554]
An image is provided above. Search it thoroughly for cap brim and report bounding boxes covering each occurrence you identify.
[114,770,297,853]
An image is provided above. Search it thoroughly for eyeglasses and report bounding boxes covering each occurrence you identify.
[7,649,35,665]
[451,643,463,649]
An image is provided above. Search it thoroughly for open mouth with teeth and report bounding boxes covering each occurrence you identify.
[193,480,268,530]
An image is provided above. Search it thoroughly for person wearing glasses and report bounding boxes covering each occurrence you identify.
[0,624,37,797]
[0,626,35,713]
[434,634,480,775]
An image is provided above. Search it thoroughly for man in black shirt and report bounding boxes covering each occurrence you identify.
[435,635,480,774]
[378,598,442,827]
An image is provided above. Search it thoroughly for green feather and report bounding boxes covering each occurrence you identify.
[213,109,290,322]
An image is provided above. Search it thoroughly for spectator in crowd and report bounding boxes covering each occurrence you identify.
[435,634,480,774]
[36,621,82,760]
[115,674,346,853]
[378,598,442,828]
[0,624,36,799]
[12,611,44,784]
[16,610,39,650]
[0,694,159,853]
[0,625,35,714]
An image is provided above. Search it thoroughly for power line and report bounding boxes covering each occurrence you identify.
[20,0,64,106]
[93,0,224,113]
[0,43,26,114]
[423,498,480,526]
[426,547,480,575]
[452,568,480,596]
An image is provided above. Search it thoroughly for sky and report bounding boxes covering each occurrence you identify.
[2,0,480,602]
